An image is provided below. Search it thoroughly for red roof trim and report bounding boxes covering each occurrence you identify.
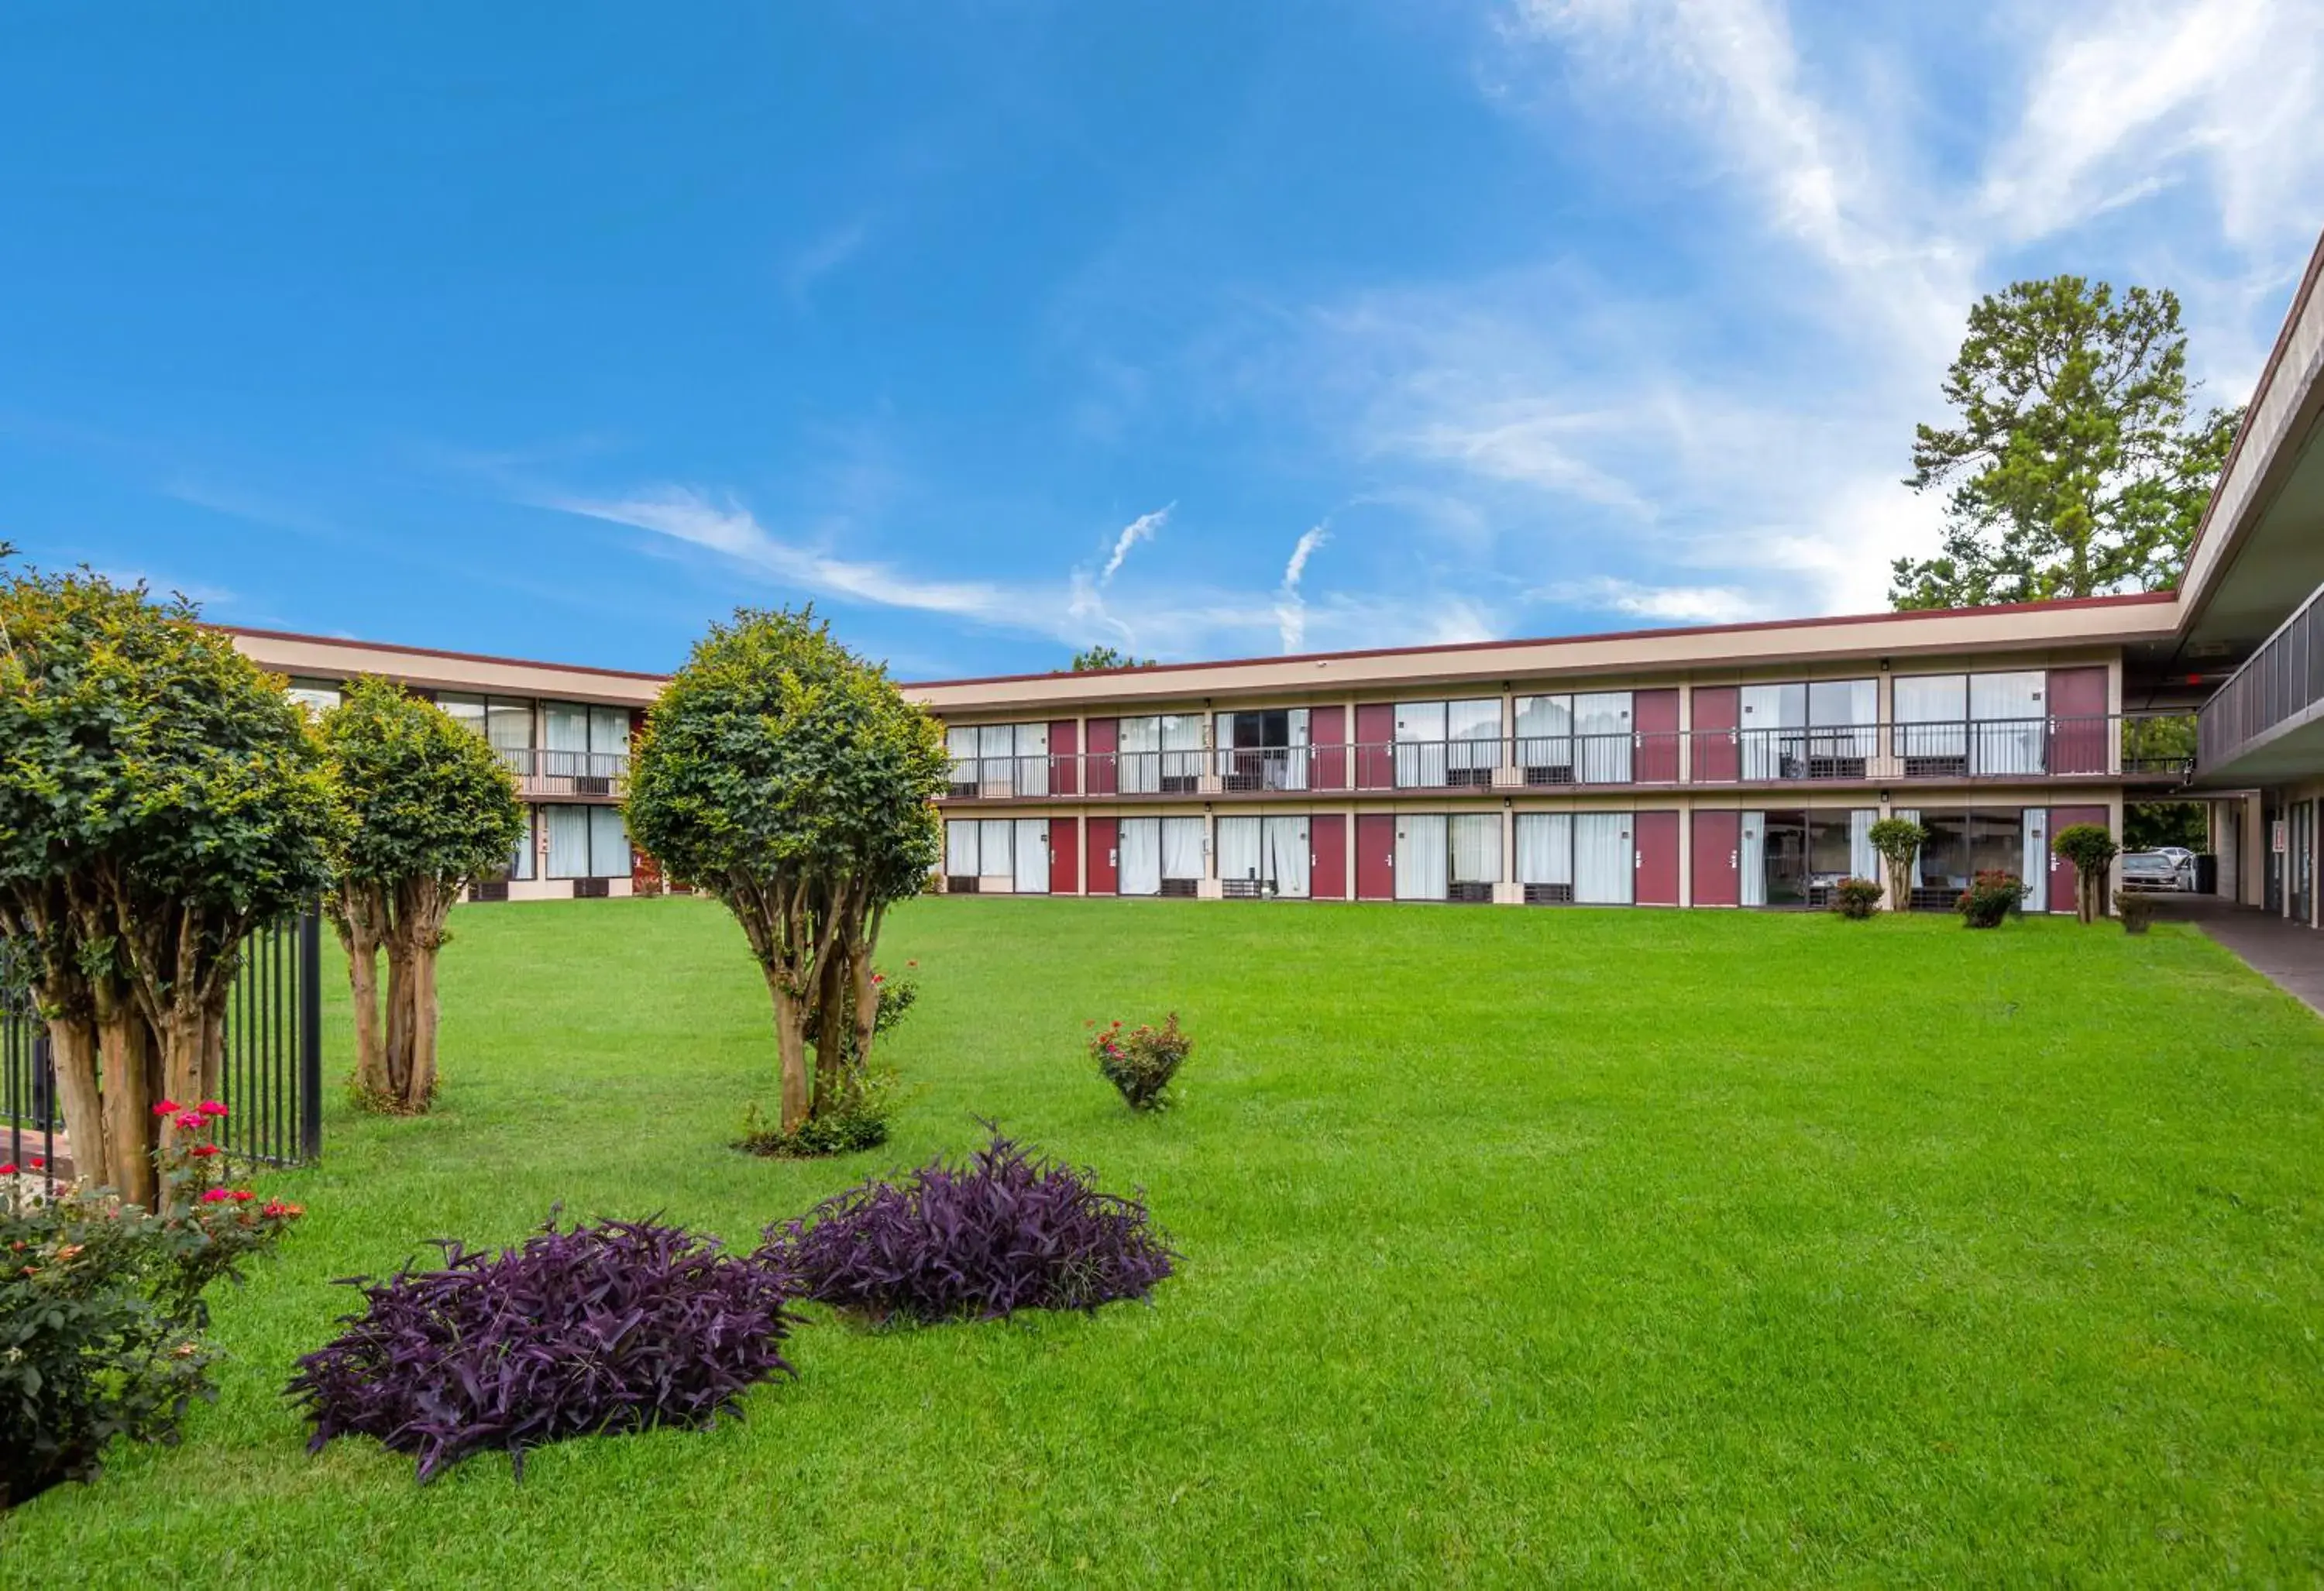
[900,590,2178,690]
[218,625,669,684]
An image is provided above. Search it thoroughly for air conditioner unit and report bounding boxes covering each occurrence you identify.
[1159,878,1200,898]
[574,776,612,797]
[1446,881,1494,903]
[572,878,610,899]
[946,875,982,894]
[469,880,511,904]
[1522,882,1575,905]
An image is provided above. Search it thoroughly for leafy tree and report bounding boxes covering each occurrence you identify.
[2051,823,2121,924]
[316,677,526,1114]
[624,608,947,1136]
[1866,817,1928,913]
[0,560,335,1208]
[1069,645,1154,672]
[1892,277,2243,609]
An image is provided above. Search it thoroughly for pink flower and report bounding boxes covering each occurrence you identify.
[198,1101,229,1119]
[173,1111,205,1132]
[199,1188,233,1204]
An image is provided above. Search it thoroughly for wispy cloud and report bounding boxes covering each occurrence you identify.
[1532,575,1764,625]
[1099,503,1171,585]
[783,220,871,307]
[1274,523,1329,651]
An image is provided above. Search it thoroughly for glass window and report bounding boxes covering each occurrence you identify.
[1515,813,1573,889]
[1449,813,1501,885]
[286,677,342,719]
[544,805,630,879]
[1215,710,1310,790]
[1575,813,1632,904]
[945,819,979,875]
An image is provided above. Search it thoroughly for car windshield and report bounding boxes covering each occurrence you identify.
[2124,855,2172,873]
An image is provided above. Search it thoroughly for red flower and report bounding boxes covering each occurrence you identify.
[28,1159,43,1170]
[198,1100,229,1119]
[189,1143,222,1159]
[153,1098,181,1117]
[199,1188,233,1204]
[872,973,885,984]
[229,1189,254,1202]
[173,1111,205,1132]
[0,1163,15,1177]
[262,1200,304,1218]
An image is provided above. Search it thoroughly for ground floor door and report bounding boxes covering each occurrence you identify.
[1356,813,1395,900]
[1311,813,1347,900]
[2047,804,2109,914]
[2294,802,2315,926]
[1086,816,1118,896]
[1635,811,1679,906]
[1048,816,1078,895]
[1691,810,1739,906]
[2264,799,2283,915]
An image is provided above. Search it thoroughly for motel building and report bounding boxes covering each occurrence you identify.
[232,229,2324,925]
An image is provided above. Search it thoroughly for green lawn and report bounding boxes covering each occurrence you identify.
[8,897,2324,1586]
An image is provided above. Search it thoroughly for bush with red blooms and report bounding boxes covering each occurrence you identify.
[1087,1013,1193,1112]
[0,1101,303,1508]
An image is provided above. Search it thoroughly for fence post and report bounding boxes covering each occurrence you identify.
[299,910,324,1161]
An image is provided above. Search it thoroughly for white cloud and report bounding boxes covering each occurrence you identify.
[1099,503,1171,584]
[1532,576,1766,625]
[1274,523,1330,651]
[784,221,871,307]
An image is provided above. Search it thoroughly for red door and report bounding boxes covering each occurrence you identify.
[1310,813,1346,900]
[1311,705,1346,791]
[1049,816,1079,895]
[1049,720,1079,796]
[1693,686,1739,782]
[1085,719,1118,796]
[1356,813,1396,899]
[2046,668,2109,775]
[1691,810,1740,907]
[1086,816,1119,895]
[1355,704,1396,790]
[1634,689,1679,783]
[2047,804,2109,914]
[1635,810,1679,905]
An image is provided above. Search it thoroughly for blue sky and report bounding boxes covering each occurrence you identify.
[3,2,2319,680]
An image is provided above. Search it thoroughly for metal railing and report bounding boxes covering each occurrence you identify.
[2199,580,2324,771]
[3,913,324,1190]
[494,747,631,798]
[933,715,2166,799]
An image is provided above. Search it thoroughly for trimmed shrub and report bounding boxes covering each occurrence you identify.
[1956,869,2027,929]
[740,1068,899,1159]
[764,1131,1175,1325]
[287,1218,797,1483]
[1867,817,1928,914]
[2114,891,2157,935]
[1830,878,1884,920]
[1088,1014,1193,1111]
[1,1105,302,1507]
[2053,823,2121,924]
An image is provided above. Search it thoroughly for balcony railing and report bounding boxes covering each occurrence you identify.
[495,747,631,798]
[2198,580,2324,773]
[933,716,2169,800]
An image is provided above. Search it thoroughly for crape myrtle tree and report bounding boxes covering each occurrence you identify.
[1867,817,1929,914]
[2052,823,2121,925]
[318,676,526,1114]
[0,558,335,1208]
[624,608,947,1134]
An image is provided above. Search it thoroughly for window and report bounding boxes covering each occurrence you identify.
[1119,716,1202,795]
[543,703,632,780]
[1215,816,1311,898]
[1214,709,1310,791]
[1739,679,1875,779]
[946,723,1049,798]
[1893,808,2034,909]
[1513,692,1636,785]
[1893,672,2045,775]
[1117,816,1205,895]
[486,808,536,882]
[1394,698,1501,788]
[940,818,1050,891]
[1740,809,1878,906]
[440,693,536,774]
[1394,813,1501,902]
[543,804,631,880]
[285,677,342,719]
[1515,811,1637,904]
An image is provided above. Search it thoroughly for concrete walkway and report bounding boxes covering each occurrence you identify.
[2151,896,2324,1016]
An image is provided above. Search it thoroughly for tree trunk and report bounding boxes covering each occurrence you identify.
[1886,857,1912,914]
[767,968,810,1133]
[406,935,442,1112]
[383,936,416,1102]
[811,947,850,1117]
[848,906,885,1073]
[155,1000,208,1149]
[335,899,390,1102]
[45,1015,106,1190]
[95,1005,156,1210]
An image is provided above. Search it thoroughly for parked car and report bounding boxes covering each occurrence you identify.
[2120,851,2192,892]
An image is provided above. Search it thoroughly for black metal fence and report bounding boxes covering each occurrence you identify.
[2,912,324,1187]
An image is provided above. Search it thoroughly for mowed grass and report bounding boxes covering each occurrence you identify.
[7,896,2324,1586]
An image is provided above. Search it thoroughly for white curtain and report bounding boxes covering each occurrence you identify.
[1515,695,1573,776]
[1216,817,1263,888]
[979,818,1016,882]
[545,703,590,777]
[946,820,978,875]
[508,811,535,880]
[486,700,532,761]
[1810,679,1877,761]
[1161,816,1205,881]
[1576,813,1632,904]
[1017,723,1050,797]
[1396,815,1448,899]
[1015,818,1049,894]
[1395,702,1447,788]
[1739,685,1802,780]
[2020,808,2049,912]
[1160,716,1202,789]
[1848,809,1879,882]
[1449,813,1501,885]
[978,725,1016,798]
[438,692,488,740]
[545,805,591,878]
[1893,675,1966,763]
[590,706,630,773]
[1264,816,1310,897]
[1119,819,1162,895]
[1740,811,1767,907]
[1971,672,2046,775]
[1119,716,1160,794]
[1448,699,1501,778]
[1515,813,1572,885]
[946,727,978,787]
[589,808,630,878]
[1284,709,1311,791]
[1575,692,1632,785]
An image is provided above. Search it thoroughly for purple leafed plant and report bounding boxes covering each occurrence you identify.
[762,1130,1176,1325]
[286,1217,797,1483]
